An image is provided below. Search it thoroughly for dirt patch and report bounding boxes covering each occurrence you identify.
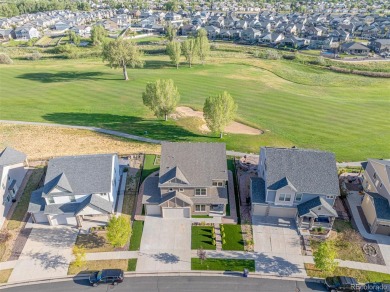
[0,124,160,160]
[173,107,263,135]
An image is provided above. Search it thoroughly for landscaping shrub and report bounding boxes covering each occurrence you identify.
[329,66,390,78]
[0,53,13,64]
[263,49,281,60]
[282,54,296,60]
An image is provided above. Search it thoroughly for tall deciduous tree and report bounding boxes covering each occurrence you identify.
[313,241,338,273]
[165,24,177,41]
[196,28,210,65]
[91,24,107,46]
[102,38,144,80]
[166,41,181,69]
[142,79,180,121]
[182,38,198,68]
[107,216,132,247]
[203,91,237,138]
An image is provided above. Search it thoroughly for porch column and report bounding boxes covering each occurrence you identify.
[309,217,315,229]
[297,217,303,228]
[329,216,335,228]
[76,215,82,228]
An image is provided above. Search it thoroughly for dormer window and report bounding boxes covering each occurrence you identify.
[48,197,54,204]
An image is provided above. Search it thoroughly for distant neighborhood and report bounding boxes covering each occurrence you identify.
[0,0,389,57]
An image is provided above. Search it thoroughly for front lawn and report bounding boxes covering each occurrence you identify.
[305,263,390,283]
[0,269,12,283]
[141,154,160,183]
[68,259,135,275]
[221,224,244,251]
[191,258,255,272]
[129,221,144,251]
[192,226,216,250]
[7,167,45,230]
[311,220,366,263]
[75,232,116,253]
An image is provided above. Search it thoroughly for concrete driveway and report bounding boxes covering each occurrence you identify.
[252,216,301,255]
[136,216,191,272]
[8,224,78,283]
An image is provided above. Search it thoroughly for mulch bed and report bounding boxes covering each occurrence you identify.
[8,227,32,261]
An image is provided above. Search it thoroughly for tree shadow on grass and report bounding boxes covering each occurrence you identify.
[16,71,115,83]
[42,112,211,141]
[142,59,173,69]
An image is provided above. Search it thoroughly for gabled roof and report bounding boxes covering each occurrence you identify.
[158,142,228,188]
[159,191,194,206]
[159,166,189,185]
[263,147,340,196]
[297,196,338,217]
[0,147,26,166]
[368,193,390,222]
[42,153,115,197]
[75,194,113,215]
[364,159,390,194]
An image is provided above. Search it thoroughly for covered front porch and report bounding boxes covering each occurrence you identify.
[296,196,338,233]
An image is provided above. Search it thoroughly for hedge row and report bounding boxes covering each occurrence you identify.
[329,66,390,78]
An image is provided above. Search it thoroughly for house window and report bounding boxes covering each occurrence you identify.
[212,181,218,186]
[373,172,377,179]
[48,197,54,204]
[195,205,206,212]
[179,188,184,192]
[379,183,382,188]
[279,194,291,202]
[212,181,224,187]
[7,176,10,181]
[326,195,334,199]
[70,195,76,202]
[295,194,303,202]
[195,188,207,196]
[169,188,173,192]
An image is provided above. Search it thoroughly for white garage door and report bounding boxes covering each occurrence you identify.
[51,214,77,226]
[146,205,161,216]
[252,204,268,216]
[268,207,297,218]
[32,212,48,223]
[163,207,190,218]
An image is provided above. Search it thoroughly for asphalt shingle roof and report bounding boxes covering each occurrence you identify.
[0,147,26,166]
[42,154,115,197]
[370,193,390,222]
[250,177,267,204]
[159,142,228,187]
[27,188,45,213]
[297,196,338,217]
[264,147,340,196]
[75,194,113,214]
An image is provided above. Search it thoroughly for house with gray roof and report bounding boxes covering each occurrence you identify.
[250,147,339,232]
[361,159,390,235]
[0,147,27,229]
[28,153,119,227]
[143,142,228,218]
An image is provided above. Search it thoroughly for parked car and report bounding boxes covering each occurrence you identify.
[325,276,359,291]
[89,269,124,287]
[360,283,390,291]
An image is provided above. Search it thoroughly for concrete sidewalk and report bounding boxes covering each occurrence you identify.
[86,251,138,261]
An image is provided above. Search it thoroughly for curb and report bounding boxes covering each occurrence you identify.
[0,272,324,289]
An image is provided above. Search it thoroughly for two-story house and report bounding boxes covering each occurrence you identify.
[143,142,228,218]
[0,147,27,229]
[361,159,390,235]
[250,147,339,231]
[28,153,119,227]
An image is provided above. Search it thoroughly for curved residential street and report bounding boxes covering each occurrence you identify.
[0,276,327,292]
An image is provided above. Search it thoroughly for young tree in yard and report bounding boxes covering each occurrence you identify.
[197,247,207,265]
[102,38,144,81]
[107,215,132,247]
[68,30,81,46]
[72,245,86,268]
[196,28,210,64]
[142,79,180,121]
[203,91,237,138]
[91,24,107,46]
[182,38,198,67]
[313,241,338,273]
[166,41,181,69]
[165,24,177,41]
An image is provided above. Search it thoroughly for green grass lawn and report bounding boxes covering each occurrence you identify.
[129,220,144,251]
[7,167,45,230]
[221,224,245,251]
[191,258,255,272]
[141,154,159,183]
[0,57,389,161]
[305,264,390,283]
[127,258,137,271]
[192,226,216,250]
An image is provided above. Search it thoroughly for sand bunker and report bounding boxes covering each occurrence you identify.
[174,106,263,135]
